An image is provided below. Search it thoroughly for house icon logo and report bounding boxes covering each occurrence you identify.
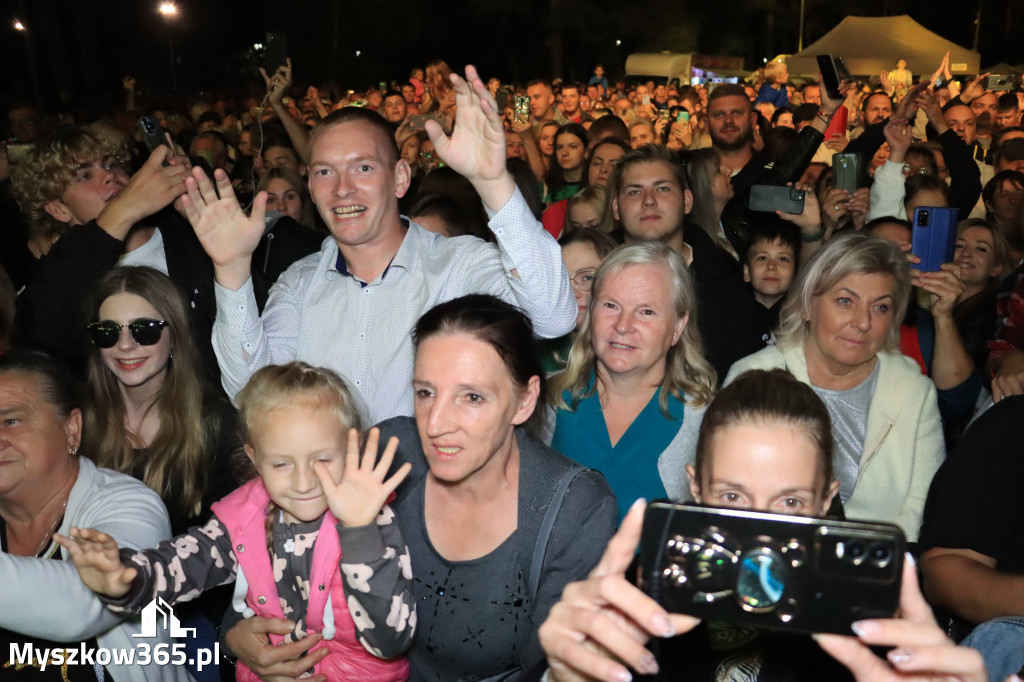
[132,597,197,639]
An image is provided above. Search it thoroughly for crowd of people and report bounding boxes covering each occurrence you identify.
[0,49,1022,682]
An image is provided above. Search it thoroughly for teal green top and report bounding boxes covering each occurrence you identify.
[538,333,574,374]
[552,378,686,521]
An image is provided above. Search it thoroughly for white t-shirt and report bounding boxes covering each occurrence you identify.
[119,227,169,275]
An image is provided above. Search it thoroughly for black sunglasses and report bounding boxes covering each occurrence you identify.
[87,319,168,348]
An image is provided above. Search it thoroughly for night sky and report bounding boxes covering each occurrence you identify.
[2,0,1019,114]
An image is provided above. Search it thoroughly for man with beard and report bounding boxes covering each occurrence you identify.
[712,83,849,256]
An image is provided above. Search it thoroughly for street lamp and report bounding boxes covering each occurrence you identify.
[13,19,25,31]
[159,2,178,91]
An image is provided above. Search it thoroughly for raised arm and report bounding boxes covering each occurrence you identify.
[261,58,311,165]
[430,65,576,339]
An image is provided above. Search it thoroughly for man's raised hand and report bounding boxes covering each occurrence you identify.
[180,167,266,290]
[425,65,515,211]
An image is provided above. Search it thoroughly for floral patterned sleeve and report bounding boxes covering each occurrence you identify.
[338,503,416,659]
[105,516,238,612]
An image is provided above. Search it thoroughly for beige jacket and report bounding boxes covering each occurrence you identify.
[726,344,945,541]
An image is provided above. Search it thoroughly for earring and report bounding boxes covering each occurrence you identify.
[69,446,78,456]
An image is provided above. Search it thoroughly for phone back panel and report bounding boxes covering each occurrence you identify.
[911,206,958,272]
[639,502,905,635]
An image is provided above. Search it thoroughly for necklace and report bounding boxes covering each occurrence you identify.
[33,497,69,558]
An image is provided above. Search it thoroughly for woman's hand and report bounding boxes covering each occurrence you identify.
[777,182,823,236]
[815,557,987,682]
[912,264,965,319]
[539,499,699,682]
[53,527,136,598]
[224,617,328,682]
[883,117,913,164]
[845,187,871,231]
[314,428,411,528]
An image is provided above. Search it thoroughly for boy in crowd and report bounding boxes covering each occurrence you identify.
[743,226,798,344]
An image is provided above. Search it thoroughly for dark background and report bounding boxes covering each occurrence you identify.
[1,0,1020,113]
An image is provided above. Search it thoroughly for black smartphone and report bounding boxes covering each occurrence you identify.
[833,153,859,194]
[987,74,1017,92]
[263,31,288,74]
[639,502,905,635]
[749,185,805,214]
[912,206,959,272]
[816,54,851,100]
[495,88,511,113]
[138,116,170,164]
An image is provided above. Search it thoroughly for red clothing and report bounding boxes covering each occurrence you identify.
[542,200,568,239]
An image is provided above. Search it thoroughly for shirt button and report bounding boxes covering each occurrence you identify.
[236,544,244,553]
[319,584,325,591]
[355,380,361,386]
[257,596,266,605]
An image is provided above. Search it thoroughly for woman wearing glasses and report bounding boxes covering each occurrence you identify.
[541,228,618,372]
[82,266,238,535]
[81,266,237,680]
[549,243,715,520]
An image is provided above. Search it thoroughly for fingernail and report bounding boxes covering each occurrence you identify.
[904,552,916,568]
[850,620,874,637]
[638,653,660,675]
[888,648,913,665]
[612,669,633,682]
[652,613,675,637]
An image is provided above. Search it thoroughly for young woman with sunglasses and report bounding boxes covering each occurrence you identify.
[82,266,238,535]
[81,266,239,681]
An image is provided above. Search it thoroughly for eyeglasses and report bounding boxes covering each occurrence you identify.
[87,319,168,348]
[570,269,597,291]
[902,163,931,176]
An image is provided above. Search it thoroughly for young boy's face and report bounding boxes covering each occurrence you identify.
[744,238,796,305]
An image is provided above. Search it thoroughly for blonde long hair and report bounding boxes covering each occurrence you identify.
[550,242,717,415]
[83,267,209,518]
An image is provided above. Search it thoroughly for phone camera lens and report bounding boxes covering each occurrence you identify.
[869,543,892,566]
[847,542,865,559]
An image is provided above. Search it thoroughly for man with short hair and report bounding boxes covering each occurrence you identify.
[604,145,764,377]
[995,93,1022,130]
[944,103,984,161]
[381,90,408,124]
[862,92,894,127]
[527,79,568,133]
[628,120,656,149]
[652,84,669,110]
[706,84,758,173]
[560,83,591,124]
[182,67,575,423]
[801,82,821,105]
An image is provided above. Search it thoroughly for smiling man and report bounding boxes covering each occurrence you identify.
[183,66,575,423]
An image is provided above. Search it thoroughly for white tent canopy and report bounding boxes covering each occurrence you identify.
[786,15,980,78]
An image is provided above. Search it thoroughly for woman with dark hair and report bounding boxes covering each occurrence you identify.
[686,147,741,260]
[223,294,617,681]
[0,350,186,682]
[953,219,1014,373]
[981,170,1024,261]
[544,123,588,204]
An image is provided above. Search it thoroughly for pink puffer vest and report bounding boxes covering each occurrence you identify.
[212,479,409,681]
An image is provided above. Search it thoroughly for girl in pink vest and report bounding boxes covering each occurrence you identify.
[57,362,415,681]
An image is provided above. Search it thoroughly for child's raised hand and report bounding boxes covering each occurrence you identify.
[53,527,137,598]
[314,428,412,528]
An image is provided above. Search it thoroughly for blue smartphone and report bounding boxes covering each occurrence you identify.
[911,206,958,272]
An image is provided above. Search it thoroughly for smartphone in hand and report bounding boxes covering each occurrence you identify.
[911,207,959,272]
[749,185,805,214]
[639,502,905,636]
[816,54,852,100]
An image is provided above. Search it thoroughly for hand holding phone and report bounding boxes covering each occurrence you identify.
[816,54,852,101]
[749,185,805,214]
[639,502,905,636]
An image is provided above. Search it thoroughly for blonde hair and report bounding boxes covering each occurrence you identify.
[235,362,363,556]
[550,242,717,414]
[776,232,911,351]
[11,127,131,244]
[83,267,208,519]
[235,362,363,453]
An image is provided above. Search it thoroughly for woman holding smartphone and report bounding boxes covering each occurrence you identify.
[533,369,988,682]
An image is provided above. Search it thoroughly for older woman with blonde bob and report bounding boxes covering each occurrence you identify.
[726,231,944,541]
[550,242,716,519]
